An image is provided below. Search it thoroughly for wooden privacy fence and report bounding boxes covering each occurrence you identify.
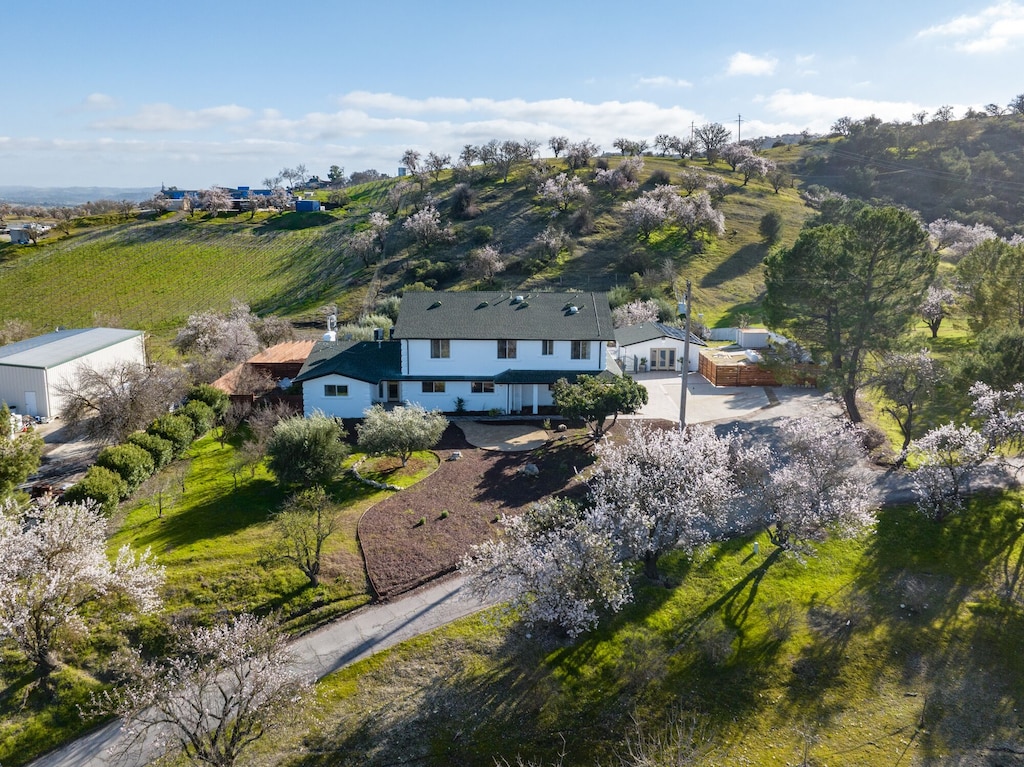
[698,349,818,388]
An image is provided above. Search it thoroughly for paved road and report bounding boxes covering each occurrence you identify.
[30,576,487,767]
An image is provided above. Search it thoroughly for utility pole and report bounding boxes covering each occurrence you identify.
[737,113,743,143]
[690,121,695,142]
[679,279,692,431]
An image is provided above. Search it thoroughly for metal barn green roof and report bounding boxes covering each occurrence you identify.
[0,328,144,370]
[393,291,614,341]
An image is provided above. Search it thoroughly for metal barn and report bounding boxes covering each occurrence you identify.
[0,328,146,418]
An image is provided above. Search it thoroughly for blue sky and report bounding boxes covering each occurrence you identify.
[3,0,1023,188]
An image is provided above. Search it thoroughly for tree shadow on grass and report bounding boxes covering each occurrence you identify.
[699,243,766,289]
[127,477,286,552]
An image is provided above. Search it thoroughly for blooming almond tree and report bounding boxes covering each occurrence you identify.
[590,423,736,580]
[918,284,957,338]
[0,498,163,675]
[908,423,989,521]
[461,498,630,639]
[98,614,311,767]
[537,172,591,212]
[969,381,1024,451]
[612,299,661,328]
[732,417,874,552]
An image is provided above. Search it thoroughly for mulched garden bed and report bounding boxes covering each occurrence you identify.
[358,430,593,599]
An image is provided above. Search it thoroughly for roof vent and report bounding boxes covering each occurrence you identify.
[323,331,337,342]
[512,295,524,304]
[568,305,579,315]
[429,300,442,309]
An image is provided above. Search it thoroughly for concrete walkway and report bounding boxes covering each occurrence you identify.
[30,576,487,767]
[455,420,549,451]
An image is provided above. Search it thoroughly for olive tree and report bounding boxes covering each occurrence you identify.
[357,404,448,467]
[552,374,648,439]
[267,413,349,487]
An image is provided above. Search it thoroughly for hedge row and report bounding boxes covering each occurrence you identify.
[62,385,227,514]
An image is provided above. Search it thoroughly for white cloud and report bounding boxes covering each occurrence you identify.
[635,76,693,88]
[760,89,928,131]
[917,1,1024,52]
[726,52,778,76]
[90,103,253,132]
[82,93,117,110]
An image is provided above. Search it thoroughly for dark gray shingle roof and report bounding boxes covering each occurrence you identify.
[393,291,614,341]
[614,322,706,348]
[294,340,401,384]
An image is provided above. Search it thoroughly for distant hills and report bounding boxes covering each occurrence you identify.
[0,186,159,206]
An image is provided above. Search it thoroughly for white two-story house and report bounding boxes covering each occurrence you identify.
[296,290,618,418]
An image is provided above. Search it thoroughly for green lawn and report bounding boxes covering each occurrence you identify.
[248,492,1024,767]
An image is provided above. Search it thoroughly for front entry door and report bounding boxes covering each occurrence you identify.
[387,381,400,402]
[651,349,676,371]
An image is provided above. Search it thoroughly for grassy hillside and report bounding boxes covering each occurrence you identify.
[248,492,1024,767]
[0,155,812,341]
[799,114,1024,236]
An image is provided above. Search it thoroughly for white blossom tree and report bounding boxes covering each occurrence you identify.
[97,614,311,767]
[565,139,600,171]
[357,404,448,466]
[199,187,233,214]
[465,244,505,281]
[969,381,1024,451]
[908,423,989,521]
[403,205,453,247]
[612,299,661,328]
[675,191,725,238]
[720,143,754,171]
[538,173,591,211]
[738,155,776,186]
[590,424,736,580]
[461,498,630,639]
[919,284,957,338]
[0,498,163,675]
[732,417,874,552]
[927,218,997,258]
[548,135,569,158]
[873,349,943,455]
[622,195,670,239]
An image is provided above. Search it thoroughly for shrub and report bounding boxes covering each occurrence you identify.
[471,225,493,244]
[95,443,155,496]
[63,465,126,515]
[569,206,594,236]
[127,432,175,470]
[759,211,783,245]
[267,413,349,487]
[148,414,197,457]
[649,168,671,186]
[451,183,479,219]
[186,384,229,418]
[177,400,216,437]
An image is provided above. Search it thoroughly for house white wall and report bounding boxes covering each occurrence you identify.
[617,337,701,373]
[302,374,375,418]
[404,338,605,377]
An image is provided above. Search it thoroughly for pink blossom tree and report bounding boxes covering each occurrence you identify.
[732,417,874,552]
[538,173,591,212]
[0,498,163,675]
[461,499,630,639]
[590,424,736,580]
[98,614,311,767]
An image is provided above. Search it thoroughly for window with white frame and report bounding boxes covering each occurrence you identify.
[421,381,446,393]
[541,339,554,355]
[324,384,349,397]
[497,339,517,359]
[430,339,450,358]
[571,340,591,359]
[471,381,495,394]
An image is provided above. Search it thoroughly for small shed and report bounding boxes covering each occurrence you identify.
[212,340,315,405]
[614,322,706,373]
[295,199,322,212]
[0,328,146,418]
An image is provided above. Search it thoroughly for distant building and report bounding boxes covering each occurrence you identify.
[0,328,146,418]
[8,228,31,244]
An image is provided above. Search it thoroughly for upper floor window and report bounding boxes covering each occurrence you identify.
[324,384,349,397]
[571,340,591,360]
[497,339,517,359]
[430,339,450,358]
[541,339,554,356]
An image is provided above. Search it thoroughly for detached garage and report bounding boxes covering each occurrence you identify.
[614,322,706,373]
[0,328,146,418]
